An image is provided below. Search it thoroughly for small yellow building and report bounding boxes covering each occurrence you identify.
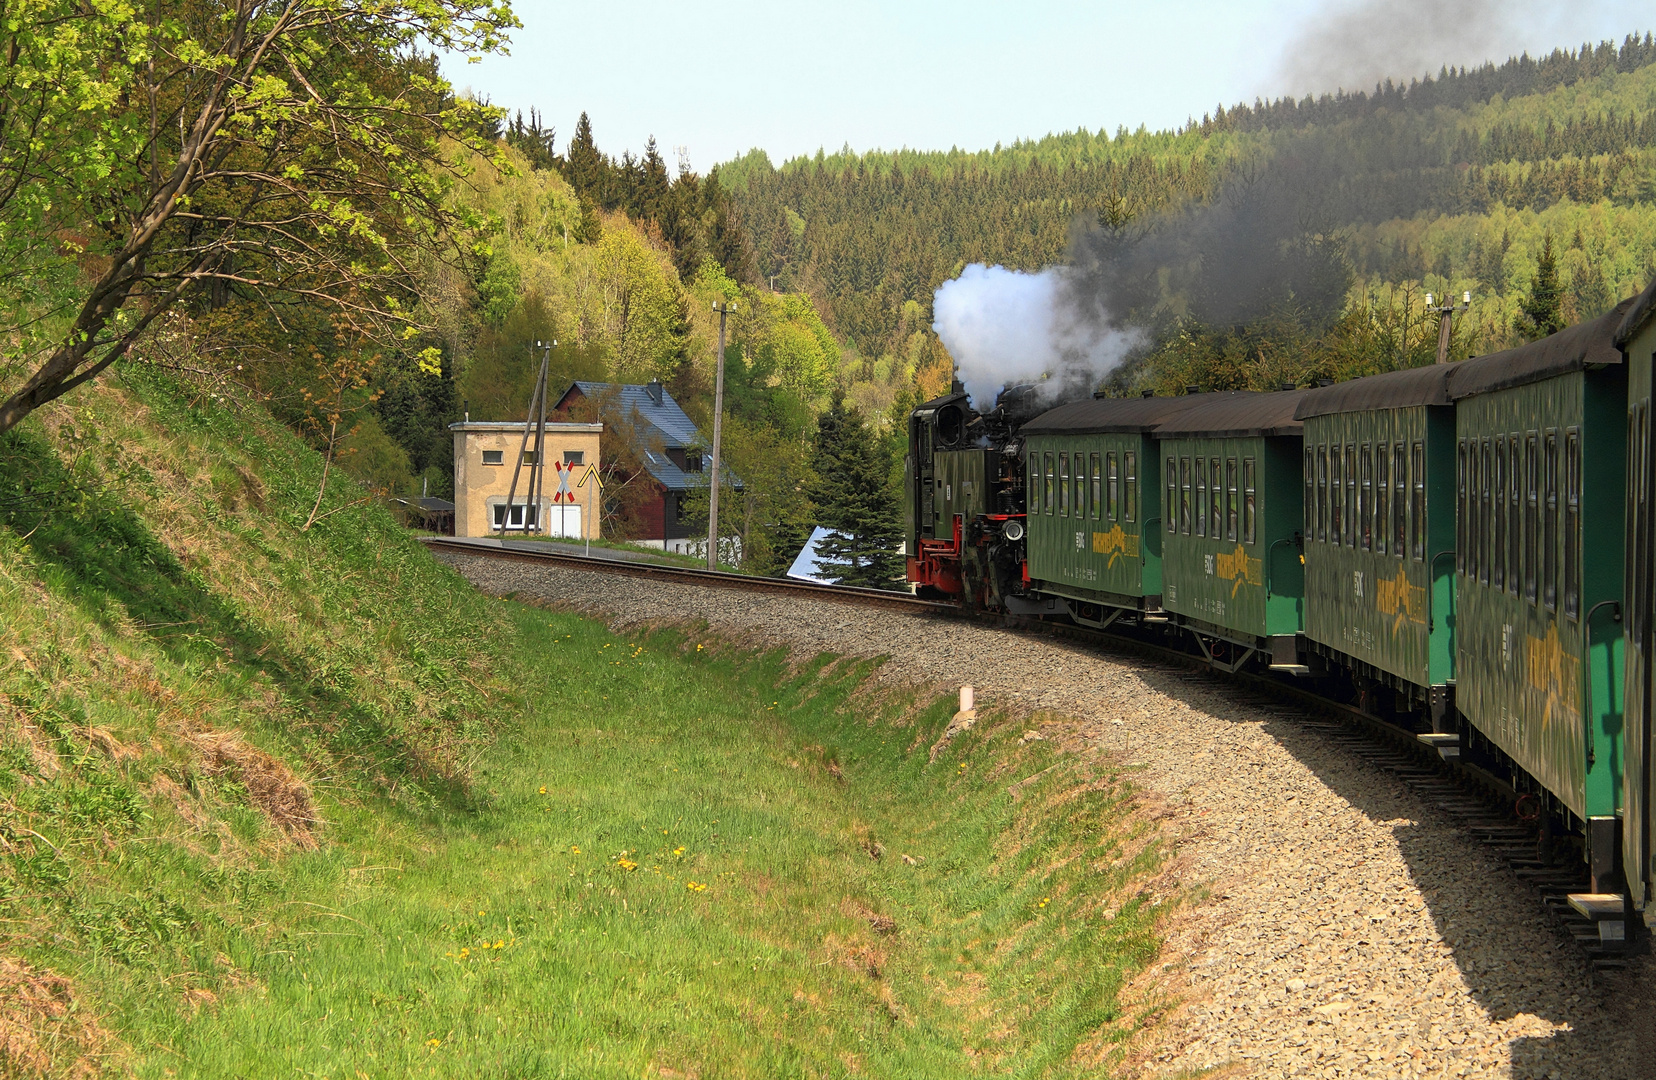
[450,420,603,539]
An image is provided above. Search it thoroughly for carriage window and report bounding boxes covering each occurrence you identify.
[1244,457,1257,544]
[1210,456,1223,538]
[1346,444,1357,547]
[1125,452,1137,523]
[1456,439,1468,574]
[1029,456,1041,514]
[1166,456,1177,533]
[1044,452,1055,515]
[1226,457,1238,540]
[1376,443,1391,557]
[1103,452,1116,521]
[1492,438,1506,588]
[1304,447,1315,537]
[1544,430,1559,611]
[1059,453,1070,516]
[1508,436,1522,596]
[1316,446,1329,542]
[1490,437,1503,586]
[1360,445,1373,551]
[1564,428,1580,620]
[1468,439,1481,581]
[1524,433,1539,603]
[1180,456,1192,534]
[1195,456,1208,537]
[1324,443,1338,543]
[1393,443,1408,559]
[1076,449,1088,518]
[1410,441,1425,561]
[1093,452,1104,520]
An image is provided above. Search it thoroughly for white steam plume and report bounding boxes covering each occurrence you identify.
[931,263,1141,409]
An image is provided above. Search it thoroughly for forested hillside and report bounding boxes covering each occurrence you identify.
[720,33,1656,393]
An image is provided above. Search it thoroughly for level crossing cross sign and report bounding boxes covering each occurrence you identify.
[552,460,573,503]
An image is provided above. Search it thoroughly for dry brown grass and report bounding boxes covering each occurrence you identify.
[186,730,318,847]
[0,958,112,1078]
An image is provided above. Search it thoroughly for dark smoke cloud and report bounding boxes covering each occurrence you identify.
[1272,0,1621,98]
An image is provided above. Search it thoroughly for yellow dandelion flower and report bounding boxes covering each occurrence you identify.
[618,858,638,871]
[459,948,469,957]
[673,846,685,856]
[495,939,505,949]
[571,845,581,854]
[427,1037,442,1047]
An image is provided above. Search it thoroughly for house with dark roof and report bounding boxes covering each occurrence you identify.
[553,379,737,553]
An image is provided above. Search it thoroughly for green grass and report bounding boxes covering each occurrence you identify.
[0,370,1176,1078]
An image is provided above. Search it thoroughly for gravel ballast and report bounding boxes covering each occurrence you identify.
[437,551,1654,1079]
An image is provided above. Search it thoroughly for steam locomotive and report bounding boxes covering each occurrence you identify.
[905,277,1656,943]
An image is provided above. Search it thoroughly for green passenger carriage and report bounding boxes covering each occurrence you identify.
[1152,391,1309,668]
[1294,366,1459,722]
[1444,302,1636,891]
[1618,286,1656,909]
[1019,394,1201,624]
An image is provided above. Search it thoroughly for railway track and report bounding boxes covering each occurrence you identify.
[418,537,961,615]
[427,536,1639,970]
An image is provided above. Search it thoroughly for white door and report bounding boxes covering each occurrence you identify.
[551,504,581,539]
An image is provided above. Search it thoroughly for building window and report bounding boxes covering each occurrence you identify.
[1059,452,1070,516]
[482,449,504,466]
[1125,452,1137,523]
[522,450,543,466]
[492,503,539,530]
[1243,457,1257,544]
[1565,427,1580,619]
[563,450,585,466]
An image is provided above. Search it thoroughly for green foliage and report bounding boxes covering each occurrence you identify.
[1516,233,1568,339]
[0,0,517,434]
[809,397,905,589]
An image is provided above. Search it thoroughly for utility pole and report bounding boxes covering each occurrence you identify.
[707,298,736,570]
[1427,290,1471,365]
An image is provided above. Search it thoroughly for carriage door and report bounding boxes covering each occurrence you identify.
[1626,392,1653,906]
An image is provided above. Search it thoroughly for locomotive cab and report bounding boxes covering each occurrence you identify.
[905,390,1028,606]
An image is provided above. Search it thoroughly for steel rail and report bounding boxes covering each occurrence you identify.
[418,537,963,615]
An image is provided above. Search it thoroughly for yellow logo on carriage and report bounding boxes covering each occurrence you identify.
[1215,543,1263,597]
[1374,564,1427,635]
[1091,525,1140,567]
[1525,622,1581,733]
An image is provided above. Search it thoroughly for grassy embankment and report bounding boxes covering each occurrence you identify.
[1,369,1177,1077]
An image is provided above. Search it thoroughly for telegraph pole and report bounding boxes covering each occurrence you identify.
[1427,289,1471,365]
[706,299,736,570]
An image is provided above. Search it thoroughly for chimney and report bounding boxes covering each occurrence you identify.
[645,378,664,406]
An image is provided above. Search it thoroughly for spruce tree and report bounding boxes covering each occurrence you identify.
[1515,232,1566,340]
[809,396,905,589]
[567,112,604,204]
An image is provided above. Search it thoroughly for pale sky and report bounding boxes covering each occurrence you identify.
[443,0,1644,171]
